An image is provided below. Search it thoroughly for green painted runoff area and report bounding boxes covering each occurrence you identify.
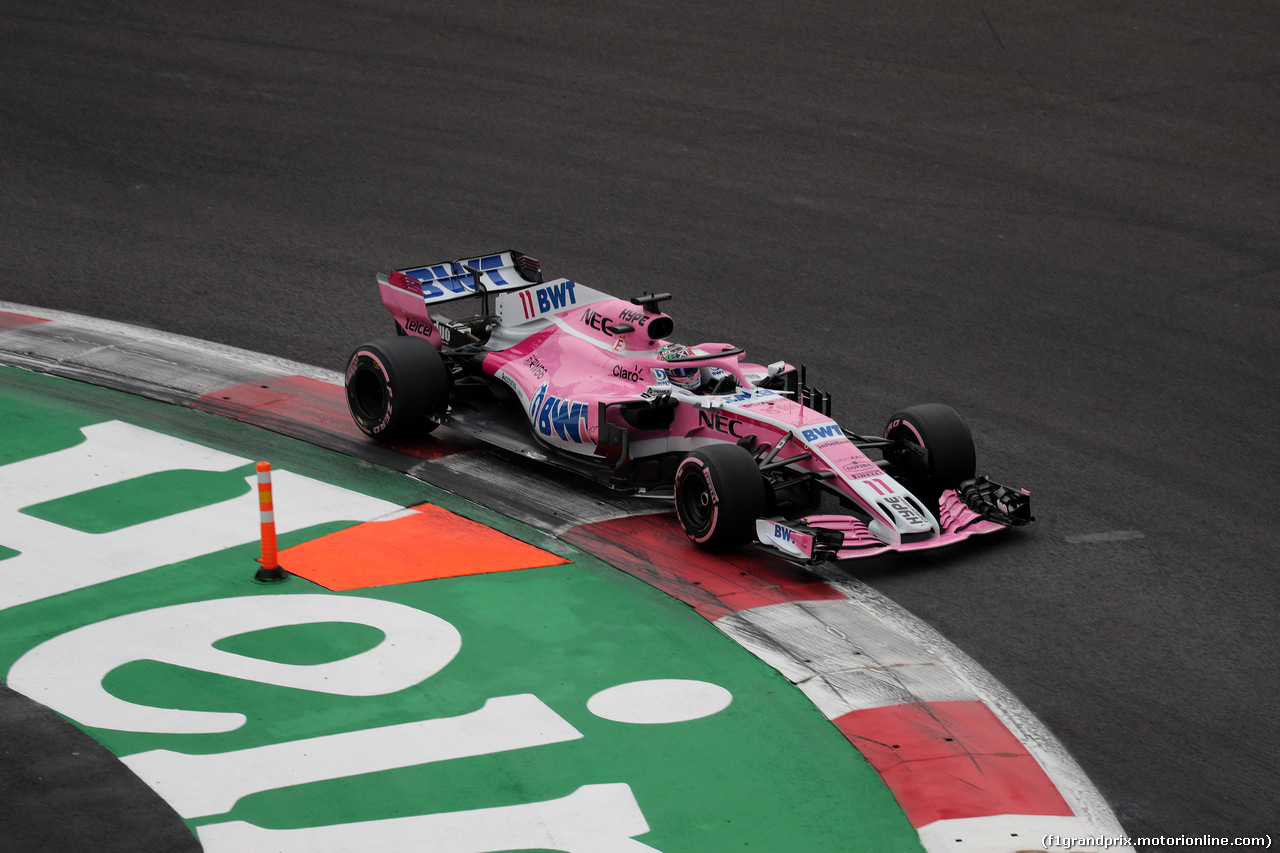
[0,366,923,852]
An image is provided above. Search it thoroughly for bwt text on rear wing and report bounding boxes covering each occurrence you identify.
[379,250,545,305]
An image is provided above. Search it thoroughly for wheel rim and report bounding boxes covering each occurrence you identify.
[350,364,388,422]
[677,470,713,533]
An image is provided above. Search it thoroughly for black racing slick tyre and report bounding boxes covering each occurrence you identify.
[883,403,976,500]
[674,444,768,551]
[345,336,451,442]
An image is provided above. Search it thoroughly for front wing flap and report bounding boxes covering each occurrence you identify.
[755,477,1032,563]
[955,475,1034,526]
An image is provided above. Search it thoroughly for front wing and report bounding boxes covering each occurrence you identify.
[755,477,1032,563]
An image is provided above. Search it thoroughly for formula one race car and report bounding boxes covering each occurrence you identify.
[345,250,1032,563]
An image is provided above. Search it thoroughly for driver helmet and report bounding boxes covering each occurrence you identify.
[660,344,702,390]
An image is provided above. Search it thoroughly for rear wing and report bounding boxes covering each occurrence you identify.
[379,250,544,304]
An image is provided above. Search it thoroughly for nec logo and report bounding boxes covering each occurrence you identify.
[800,424,843,442]
[582,309,615,336]
[697,411,746,438]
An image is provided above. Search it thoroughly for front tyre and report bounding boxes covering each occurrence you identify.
[883,403,976,501]
[345,337,451,442]
[674,444,767,551]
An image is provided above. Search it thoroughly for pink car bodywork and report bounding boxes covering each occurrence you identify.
[366,250,1030,562]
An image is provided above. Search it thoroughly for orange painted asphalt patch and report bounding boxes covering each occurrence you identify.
[279,503,571,590]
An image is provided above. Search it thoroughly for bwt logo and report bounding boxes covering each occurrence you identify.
[536,281,578,312]
[530,384,590,443]
[407,254,510,299]
[718,388,756,404]
[519,281,579,319]
[800,424,843,442]
[772,524,794,543]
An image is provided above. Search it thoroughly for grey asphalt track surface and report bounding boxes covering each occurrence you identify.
[2,0,1277,846]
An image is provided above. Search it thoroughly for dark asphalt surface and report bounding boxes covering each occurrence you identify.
[2,0,1277,846]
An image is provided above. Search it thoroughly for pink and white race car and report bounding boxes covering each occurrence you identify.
[345,250,1032,562]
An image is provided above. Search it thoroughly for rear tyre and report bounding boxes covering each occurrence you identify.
[345,337,451,442]
[674,444,767,551]
[883,404,976,503]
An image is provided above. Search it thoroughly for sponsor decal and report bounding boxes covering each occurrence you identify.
[522,354,548,382]
[801,424,843,443]
[616,307,649,327]
[884,495,926,526]
[497,370,527,404]
[403,317,436,338]
[612,364,643,383]
[529,383,590,443]
[697,410,747,439]
[582,308,616,336]
[736,392,781,408]
[841,457,881,476]
[717,387,764,404]
[650,368,670,385]
[518,280,579,320]
[764,522,814,558]
[403,254,510,300]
